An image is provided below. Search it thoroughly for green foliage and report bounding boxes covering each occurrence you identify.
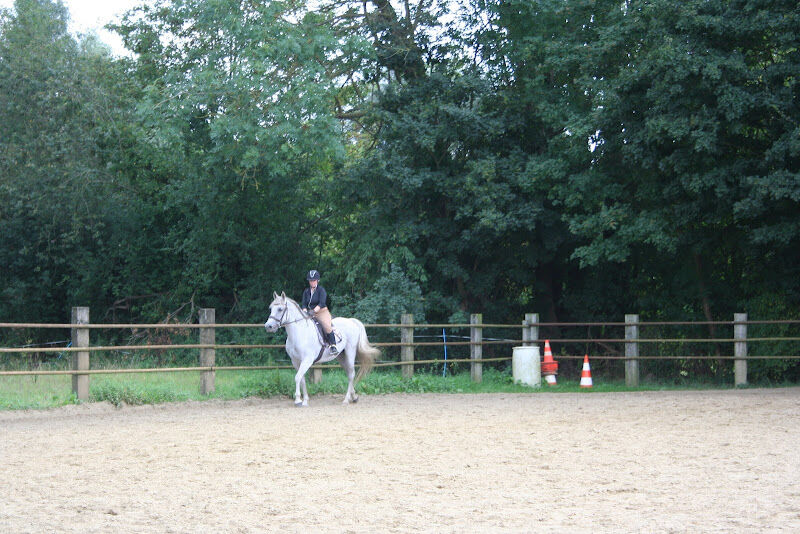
[90,379,188,406]
[0,376,77,409]
[235,370,297,398]
[571,0,800,273]
[741,294,800,383]
[1,0,798,381]
[470,0,800,329]
[331,70,568,322]
[3,364,798,411]
[0,0,126,325]
[104,0,364,322]
[334,264,425,324]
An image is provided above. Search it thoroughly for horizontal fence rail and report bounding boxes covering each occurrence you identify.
[4,320,798,329]
[2,308,799,399]
[4,342,800,354]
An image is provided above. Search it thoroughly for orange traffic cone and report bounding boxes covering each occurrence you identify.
[579,354,593,388]
[541,340,558,385]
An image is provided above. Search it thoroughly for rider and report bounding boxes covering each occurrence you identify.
[301,269,338,355]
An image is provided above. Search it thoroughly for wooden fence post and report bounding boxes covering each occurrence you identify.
[625,314,639,387]
[471,313,483,383]
[529,313,539,346]
[401,313,414,378]
[734,313,748,387]
[522,313,538,346]
[71,307,90,401]
[522,315,530,345]
[199,308,215,395]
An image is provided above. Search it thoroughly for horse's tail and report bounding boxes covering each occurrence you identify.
[352,318,379,382]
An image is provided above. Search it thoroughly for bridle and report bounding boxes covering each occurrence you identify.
[267,300,308,328]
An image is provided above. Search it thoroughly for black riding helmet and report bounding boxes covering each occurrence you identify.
[306,269,320,281]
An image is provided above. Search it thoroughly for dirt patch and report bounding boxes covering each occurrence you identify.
[2,389,799,533]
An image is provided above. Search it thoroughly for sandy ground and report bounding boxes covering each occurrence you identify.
[1,389,799,533]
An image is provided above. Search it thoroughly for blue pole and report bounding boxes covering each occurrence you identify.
[442,328,448,377]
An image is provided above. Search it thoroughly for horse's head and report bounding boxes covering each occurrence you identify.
[264,291,289,332]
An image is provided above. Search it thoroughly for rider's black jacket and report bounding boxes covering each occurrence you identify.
[301,286,328,310]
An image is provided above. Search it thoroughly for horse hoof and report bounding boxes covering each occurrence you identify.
[294,401,303,407]
[352,396,358,403]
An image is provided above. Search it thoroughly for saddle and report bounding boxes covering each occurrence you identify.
[310,317,340,345]
[310,317,341,363]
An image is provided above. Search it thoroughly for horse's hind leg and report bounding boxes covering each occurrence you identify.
[339,352,357,404]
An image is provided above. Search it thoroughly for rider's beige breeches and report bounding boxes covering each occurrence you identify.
[315,307,333,334]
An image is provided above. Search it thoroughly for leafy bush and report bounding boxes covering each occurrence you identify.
[90,380,187,406]
[744,295,800,384]
[235,370,296,398]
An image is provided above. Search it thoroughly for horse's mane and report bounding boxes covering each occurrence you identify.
[271,293,305,315]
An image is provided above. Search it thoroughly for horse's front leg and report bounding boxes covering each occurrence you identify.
[294,356,315,407]
[300,375,309,405]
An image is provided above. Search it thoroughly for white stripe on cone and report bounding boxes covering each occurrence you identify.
[580,354,593,388]
[542,340,557,385]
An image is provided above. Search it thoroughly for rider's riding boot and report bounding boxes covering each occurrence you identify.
[328,332,338,355]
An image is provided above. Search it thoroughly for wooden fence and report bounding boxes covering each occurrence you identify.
[1,308,799,400]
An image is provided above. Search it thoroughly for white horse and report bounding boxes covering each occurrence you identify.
[264,292,379,406]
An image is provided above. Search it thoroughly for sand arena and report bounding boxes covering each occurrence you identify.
[2,388,799,532]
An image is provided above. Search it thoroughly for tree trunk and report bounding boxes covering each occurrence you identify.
[694,253,722,381]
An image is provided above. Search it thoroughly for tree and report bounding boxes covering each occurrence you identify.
[472,0,800,324]
[325,0,577,322]
[564,0,800,319]
[109,0,359,320]
[0,0,126,325]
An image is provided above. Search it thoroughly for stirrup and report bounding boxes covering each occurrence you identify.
[329,344,339,355]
